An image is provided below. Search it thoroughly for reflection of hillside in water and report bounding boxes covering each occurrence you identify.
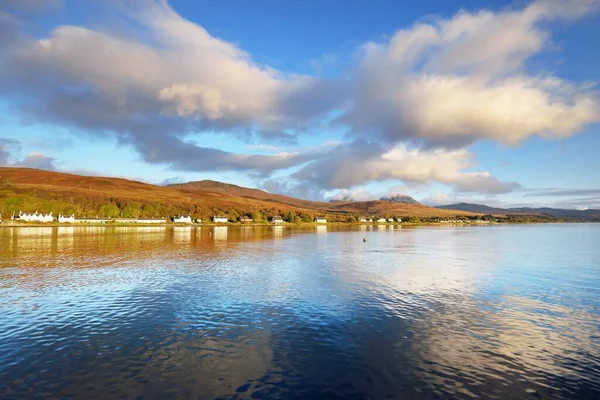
[0,226,319,268]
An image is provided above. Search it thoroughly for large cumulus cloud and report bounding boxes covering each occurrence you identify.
[341,0,600,146]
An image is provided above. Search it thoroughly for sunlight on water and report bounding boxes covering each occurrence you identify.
[1,224,599,399]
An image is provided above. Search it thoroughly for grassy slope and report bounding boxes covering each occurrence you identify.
[0,168,475,218]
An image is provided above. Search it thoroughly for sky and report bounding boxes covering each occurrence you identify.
[0,0,599,209]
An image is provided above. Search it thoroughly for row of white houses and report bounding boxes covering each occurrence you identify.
[10,212,333,224]
[12,212,168,224]
[15,211,55,223]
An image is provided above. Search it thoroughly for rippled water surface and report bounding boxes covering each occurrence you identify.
[1,224,599,399]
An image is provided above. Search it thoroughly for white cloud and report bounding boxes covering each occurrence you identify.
[19,1,338,137]
[293,143,521,193]
[328,184,415,202]
[343,0,600,146]
[420,193,463,207]
[329,188,376,202]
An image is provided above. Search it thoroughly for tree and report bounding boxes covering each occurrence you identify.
[99,204,120,218]
[283,210,296,223]
[142,203,157,218]
[226,209,240,222]
[122,202,142,218]
[251,210,264,222]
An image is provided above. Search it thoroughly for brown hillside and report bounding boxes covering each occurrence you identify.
[170,180,477,217]
[168,180,319,209]
[0,168,475,219]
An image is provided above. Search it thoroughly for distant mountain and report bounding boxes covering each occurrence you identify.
[379,194,420,204]
[436,203,600,221]
[436,203,503,213]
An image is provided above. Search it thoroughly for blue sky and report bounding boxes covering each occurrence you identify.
[0,0,599,209]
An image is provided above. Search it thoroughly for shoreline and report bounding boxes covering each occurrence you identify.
[0,221,580,228]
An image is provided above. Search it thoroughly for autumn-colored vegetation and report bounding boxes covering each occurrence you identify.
[0,167,477,222]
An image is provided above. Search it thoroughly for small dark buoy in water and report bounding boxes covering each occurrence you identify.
[363,237,367,243]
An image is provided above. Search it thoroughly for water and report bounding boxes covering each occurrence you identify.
[1,224,599,399]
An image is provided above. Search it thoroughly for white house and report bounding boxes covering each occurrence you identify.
[359,217,367,223]
[239,216,253,223]
[314,217,327,224]
[377,218,387,223]
[172,215,192,224]
[387,218,395,223]
[213,216,228,223]
[195,218,202,224]
[270,216,284,224]
[58,214,75,223]
[16,211,54,223]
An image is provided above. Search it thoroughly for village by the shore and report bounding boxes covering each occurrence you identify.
[0,210,500,226]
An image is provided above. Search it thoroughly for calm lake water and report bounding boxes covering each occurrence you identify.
[1,224,599,399]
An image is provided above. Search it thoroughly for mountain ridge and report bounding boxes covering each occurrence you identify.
[436,202,600,221]
[379,194,419,204]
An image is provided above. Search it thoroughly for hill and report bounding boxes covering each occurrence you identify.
[0,168,474,221]
[436,203,600,221]
[168,180,472,218]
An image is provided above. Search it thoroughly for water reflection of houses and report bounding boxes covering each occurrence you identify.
[213,226,228,242]
[241,226,253,239]
[173,226,193,244]
[273,225,284,239]
[316,225,327,234]
[6,227,54,255]
[56,226,75,252]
